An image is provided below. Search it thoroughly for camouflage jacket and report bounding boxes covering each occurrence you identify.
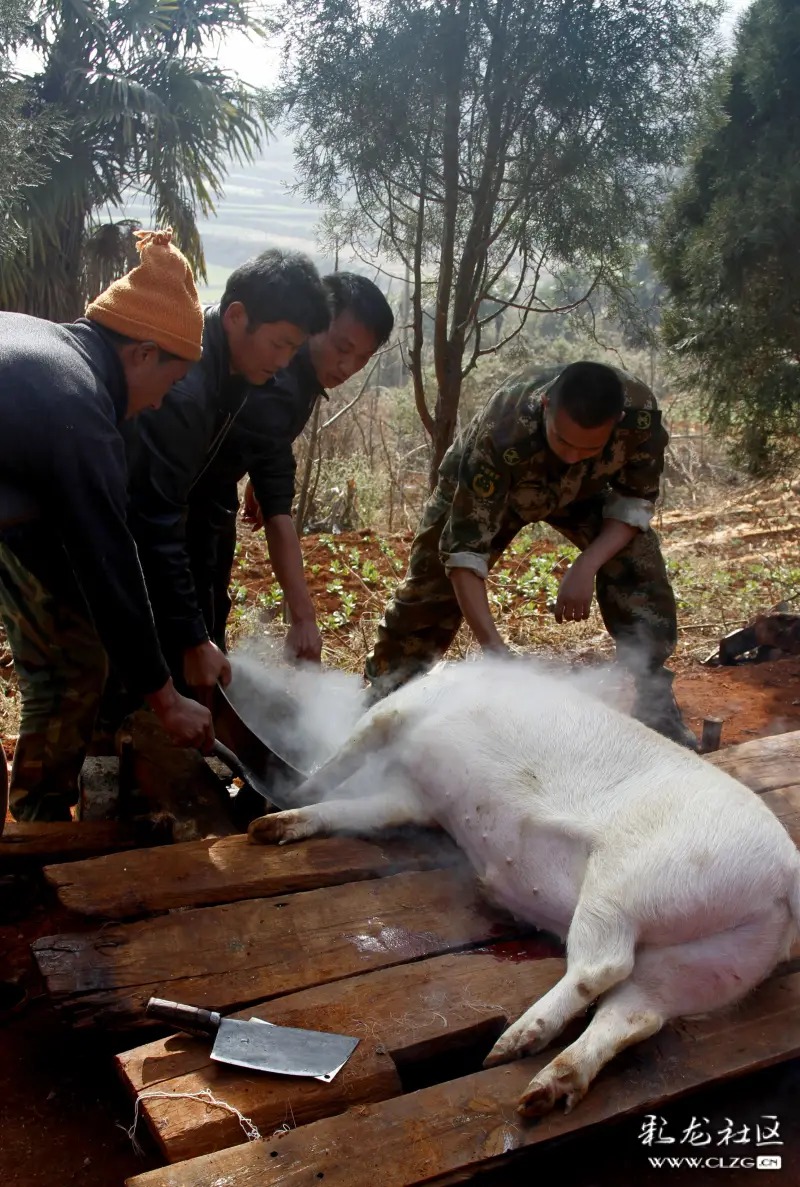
[437,363,668,578]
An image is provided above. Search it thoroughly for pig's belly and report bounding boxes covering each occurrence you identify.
[441,813,586,940]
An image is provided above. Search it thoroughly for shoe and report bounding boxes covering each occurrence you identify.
[632,671,699,752]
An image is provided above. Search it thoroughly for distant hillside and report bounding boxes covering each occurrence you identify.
[122,135,330,300]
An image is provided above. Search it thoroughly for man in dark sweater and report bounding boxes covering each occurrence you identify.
[128,271,391,678]
[0,230,213,822]
[184,273,395,663]
[125,249,331,695]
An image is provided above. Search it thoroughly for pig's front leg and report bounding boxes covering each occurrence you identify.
[248,785,433,845]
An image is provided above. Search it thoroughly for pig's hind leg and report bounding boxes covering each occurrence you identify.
[517,901,791,1117]
[485,893,637,1067]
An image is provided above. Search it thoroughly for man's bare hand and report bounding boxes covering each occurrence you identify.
[183,640,232,692]
[146,681,214,751]
[285,618,323,664]
[482,637,512,657]
[243,480,264,531]
[554,557,596,623]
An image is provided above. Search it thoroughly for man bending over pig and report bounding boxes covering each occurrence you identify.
[0,230,212,822]
[365,361,696,749]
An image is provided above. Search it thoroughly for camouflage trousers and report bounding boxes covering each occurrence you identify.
[0,533,107,821]
[365,490,678,696]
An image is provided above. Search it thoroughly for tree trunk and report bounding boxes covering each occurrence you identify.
[294,395,323,535]
[428,0,470,489]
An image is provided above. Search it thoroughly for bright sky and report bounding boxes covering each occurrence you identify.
[216,0,755,87]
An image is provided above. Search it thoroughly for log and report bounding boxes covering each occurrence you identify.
[706,729,800,793]
[43,833,462,919]
[125,969,800,1187]
[121,709,239,842]
[31,868,525,1029]
[118,944,564,1163]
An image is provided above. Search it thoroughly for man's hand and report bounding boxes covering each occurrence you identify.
[183,640,232,692]
[146,680,214,751]
[286,618,323,664]
[243,480,264,531]
[554,556,596,623]
[483,637,513,657]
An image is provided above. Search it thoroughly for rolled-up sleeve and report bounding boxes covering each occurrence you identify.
[438,432,511,579]
[603,424,668,531]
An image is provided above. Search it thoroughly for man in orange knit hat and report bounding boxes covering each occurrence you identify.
[0,229,215,823]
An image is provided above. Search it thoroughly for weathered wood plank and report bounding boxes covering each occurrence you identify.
[0,820,140,866]
[43,833,462,919]
[706,728,800,792]
[125,970,800,1187]
[762,784,800,841]
[116,781,800,1167]
[31,868,525,1029]
[118,943,564,1163]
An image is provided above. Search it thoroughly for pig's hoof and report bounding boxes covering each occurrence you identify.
[517,1078,557,1117]
[248,810,311,845]
[484,1021,550,1068]
[517,1059,589,1118]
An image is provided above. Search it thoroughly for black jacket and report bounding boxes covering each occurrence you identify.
[0,313,170,695]
[124,306,252,651]
[189,342,325,525]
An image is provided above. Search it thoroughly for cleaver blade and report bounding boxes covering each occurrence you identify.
[145,998,359,1082]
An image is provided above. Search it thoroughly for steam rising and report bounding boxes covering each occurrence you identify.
[225,640,634,792]
[226,643,368,776]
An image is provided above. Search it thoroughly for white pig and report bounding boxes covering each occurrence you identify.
[248,658,800,1117]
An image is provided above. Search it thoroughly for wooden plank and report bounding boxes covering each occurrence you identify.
[762,784,800,840]
[706,728,800,792]
[31,868,524,1029]
[42,833,462,919]
[0,820,140,866]
[118,783,800,1167]
[125,970,800,1187]
[117,943,564,1163]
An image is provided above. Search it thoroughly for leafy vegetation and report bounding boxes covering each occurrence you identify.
[270,0,722,484]
[655,0,800,474]
[0,0,268,320]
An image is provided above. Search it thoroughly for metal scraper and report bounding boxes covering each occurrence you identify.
[145,998,359,1081]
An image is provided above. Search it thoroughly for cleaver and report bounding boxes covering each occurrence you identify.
[145,998,359,1082]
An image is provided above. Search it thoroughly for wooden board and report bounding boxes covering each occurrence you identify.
[126,969,800,1187]
[112,781,800,1167]
[118,944,564,1163]
[706,728,800,792]
[0,820,139,866]
[31,868,525,1029]
[42,833,462,919]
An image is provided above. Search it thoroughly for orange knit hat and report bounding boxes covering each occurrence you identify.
[85,228,203,361]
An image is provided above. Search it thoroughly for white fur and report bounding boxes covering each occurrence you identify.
[249,658,800,1116]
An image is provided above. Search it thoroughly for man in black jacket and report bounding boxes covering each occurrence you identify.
[125,249,331,694]
[0,229,213,822]
[185,273,394,663]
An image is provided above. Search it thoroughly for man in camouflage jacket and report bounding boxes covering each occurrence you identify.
[365,360,697,749]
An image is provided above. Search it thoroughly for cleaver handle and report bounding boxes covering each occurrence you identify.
[146,997,222,1037]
